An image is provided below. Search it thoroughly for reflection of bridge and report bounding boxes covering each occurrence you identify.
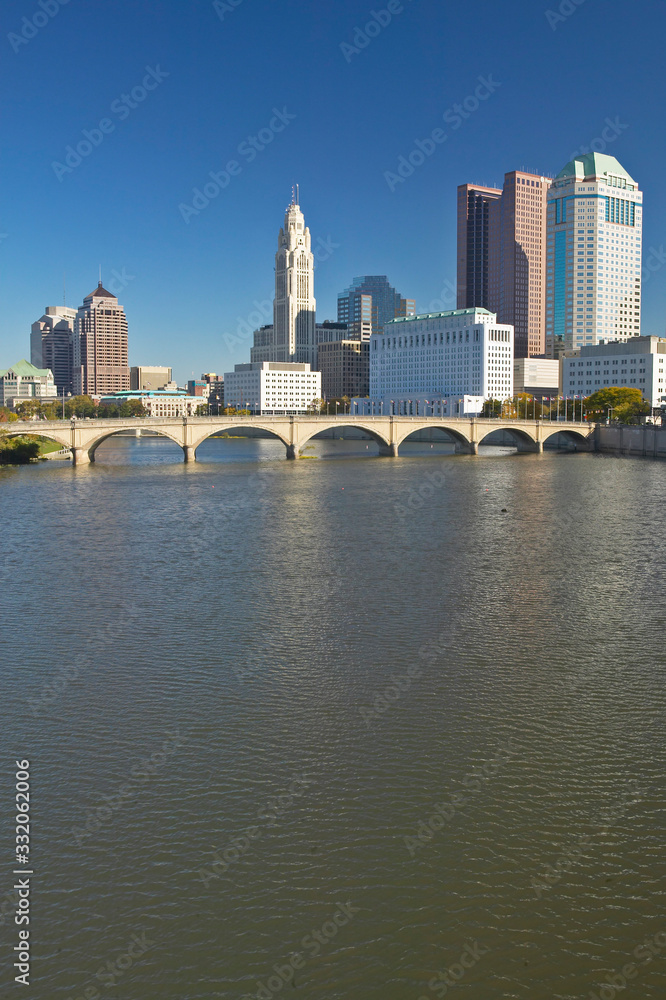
[7,415,595,465]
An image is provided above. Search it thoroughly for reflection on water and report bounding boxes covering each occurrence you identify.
[2,438,665,1000]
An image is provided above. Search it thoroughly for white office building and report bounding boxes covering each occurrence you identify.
[224,362,321,414]
[562,336,666,406]
[0,359,58,407]
[546,153,643,355]
[369,308,514,411]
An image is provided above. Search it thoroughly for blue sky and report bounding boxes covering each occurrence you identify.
[2,0,665,381]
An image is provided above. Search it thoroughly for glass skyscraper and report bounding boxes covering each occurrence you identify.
[337,276,415,339]
[545,153,642,356]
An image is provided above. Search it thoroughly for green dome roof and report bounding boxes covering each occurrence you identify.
[556,153,636,185]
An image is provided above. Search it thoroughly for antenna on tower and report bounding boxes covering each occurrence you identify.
[296,183,300,205]
[99,263,102,285]
[291,185,295,205]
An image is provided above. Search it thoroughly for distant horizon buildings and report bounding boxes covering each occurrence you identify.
[74,281,130,396]
[457,171,552,358]
[545,153,643,356]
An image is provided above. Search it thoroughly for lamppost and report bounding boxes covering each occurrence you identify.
[61,390,71,419]
[607,406,615,424]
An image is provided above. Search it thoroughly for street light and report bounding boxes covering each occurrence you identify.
[607,406,615,424]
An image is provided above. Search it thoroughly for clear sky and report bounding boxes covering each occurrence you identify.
[2,0,666,382]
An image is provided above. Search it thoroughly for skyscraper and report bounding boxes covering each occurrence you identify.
[74,282,130,396]
[457,173,551,357]
[456,184,502,310]
[30,306,77,396]
[250,193,317,367]
[274,193,317,368]
[337,276,415,339]
[545,153,642,355]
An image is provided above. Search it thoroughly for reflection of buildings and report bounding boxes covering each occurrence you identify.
[31,306,77,396]
[250,195,316,368]
[545,153,642,356]
[74,282,130,396]
[458,172,551,358]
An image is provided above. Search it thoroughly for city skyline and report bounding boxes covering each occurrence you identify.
[2,0,665,383]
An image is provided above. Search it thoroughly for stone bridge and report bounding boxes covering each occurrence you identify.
[6,415,596,465]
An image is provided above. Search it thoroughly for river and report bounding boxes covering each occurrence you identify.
[2,436,665,999]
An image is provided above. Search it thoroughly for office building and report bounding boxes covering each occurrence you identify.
[74,282,130,396]
[562,336,666,406]
[458,172,551,357]
[513,358,560,399]
[187,379,209,398]
[202,373,224,409]
[251,322,349,365]
[249,193,317,367]
[130,366,172,391]
[99,390,205,417]
[337,276,415,339]
[0,359,57,408]
[31,307,77,396]
[370,307,513,404]
[457,184,502,310]
[318,340,369,399]
[224,362,321,414]
[545,153,643,355]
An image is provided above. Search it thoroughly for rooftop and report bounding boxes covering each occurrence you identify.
[0,359,52,378]
[84,281,117,300]
[556,153,636,185]
[385,308,495,326]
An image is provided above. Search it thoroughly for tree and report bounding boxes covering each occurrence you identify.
[583,387,649,424]
[481,399,502,417]
[0,434,40,464]
[309,398,325,414]
[0,407,19,422]
[65,395,97,418]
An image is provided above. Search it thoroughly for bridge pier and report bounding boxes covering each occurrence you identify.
[378,443,399,458]
[72,448,91,466]
[534,440,544,454]
[286,444,299,460]
[183,446,196,463]
[469,442,479,455]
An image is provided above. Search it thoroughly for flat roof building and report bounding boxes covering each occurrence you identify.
[318,340,369,399]
[224,361,321,415]
[562,336,666,406]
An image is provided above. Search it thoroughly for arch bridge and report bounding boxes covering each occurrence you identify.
[6,415,596,465]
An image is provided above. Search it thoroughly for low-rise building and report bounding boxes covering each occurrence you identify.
[318,340,369,399]
[202,373,224,409]
[99,390,205,417]
[371,307,514,403]
[130,366,172,391]
[513,358,560,398]
[224,362,321,414]
[0,359,58,408]
[561,336,666,405]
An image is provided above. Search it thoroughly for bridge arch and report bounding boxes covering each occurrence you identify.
[88,427,185,461]
[396,422,472,452]
[294,421,391,454]
[542,427,591,450]
[2,428,72,450]
[478,426,538,451]
[190,422,292,454]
